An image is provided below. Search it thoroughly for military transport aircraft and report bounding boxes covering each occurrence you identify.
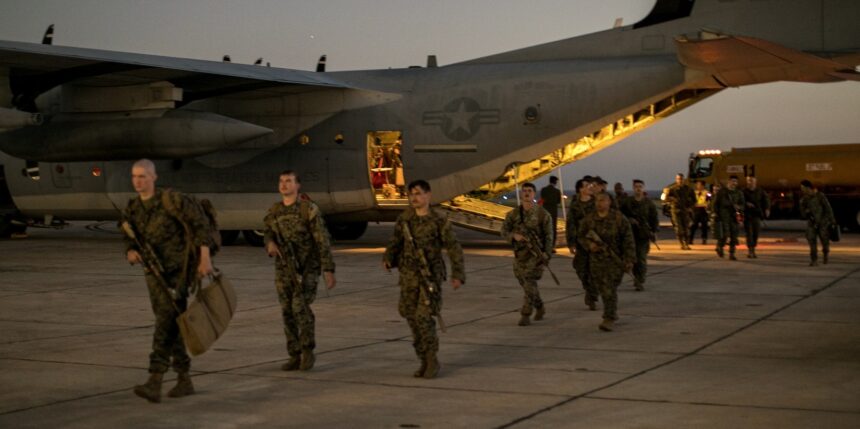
[0,0,858,244]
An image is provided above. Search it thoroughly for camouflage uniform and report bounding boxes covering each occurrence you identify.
[619,196,659,289]
[743,187,771,254]
[501,204,554,317]
[667,183,695,246]
[708,191,723,243]
[714,187,745,257]
[800,191,835,264]
[123,189,209,375]
[566,196,596,303]
[263,200,335,359]
[578,210,635,321]
[384,208,465,361]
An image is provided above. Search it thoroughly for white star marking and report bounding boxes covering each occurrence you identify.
[447,100,476,134]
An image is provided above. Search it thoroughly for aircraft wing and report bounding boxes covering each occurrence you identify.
[0,39,353,107]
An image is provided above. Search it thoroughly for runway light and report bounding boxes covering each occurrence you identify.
[91,166,102,177]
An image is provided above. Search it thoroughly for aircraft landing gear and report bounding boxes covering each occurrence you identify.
[220,230,240,246]
[242,229,265,247]
[327,221,368,241]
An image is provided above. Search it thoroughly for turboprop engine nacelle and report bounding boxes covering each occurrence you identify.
[0,107,43,129]
[0,109,273,162]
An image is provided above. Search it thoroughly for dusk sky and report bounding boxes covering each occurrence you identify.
[1,0,858,190]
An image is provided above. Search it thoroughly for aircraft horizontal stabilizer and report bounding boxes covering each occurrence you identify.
[676,33,852,86]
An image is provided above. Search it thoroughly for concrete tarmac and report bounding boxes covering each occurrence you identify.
[0,221,858,428]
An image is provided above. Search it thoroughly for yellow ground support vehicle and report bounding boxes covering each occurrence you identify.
[662,143,860,230]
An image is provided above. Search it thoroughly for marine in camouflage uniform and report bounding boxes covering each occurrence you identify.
[123,159,213,403]
[566,178,597,310]
[667,174,695,250]
[619,180,659,291]
[578,192,635,331]
[708,183,723,244]
[743,176,771,258]
[714,176,745,260]
[501,183,554,326]
[384,180,464,379]
[264,170,336,372]
[800,180,836,266]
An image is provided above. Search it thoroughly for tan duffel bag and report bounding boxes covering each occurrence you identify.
[178,271,237,356]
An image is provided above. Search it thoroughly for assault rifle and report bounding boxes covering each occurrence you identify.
[401,222,446,333]
[519,229,560,286]
[585,229,632,275]
[119,220,182,306]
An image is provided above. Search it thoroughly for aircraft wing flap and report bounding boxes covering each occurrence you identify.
[0,39,352,103]
[676,34,849,86]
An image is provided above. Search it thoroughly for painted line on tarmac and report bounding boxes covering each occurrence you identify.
[497,265,860,428]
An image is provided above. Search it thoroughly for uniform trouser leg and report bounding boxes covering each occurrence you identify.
[145,275,189,374]
[573,245,597,301]
[672,211,690,244]
[399,281,439,358]
[515,266,544,315]
[806,224,830,261]
[550,213,558,248]
[728,222,739,254]
[745,217,761,249]
[691,208,708,241]
[633,239,650,285]
[276,270,318,356]
[590,263,622,321]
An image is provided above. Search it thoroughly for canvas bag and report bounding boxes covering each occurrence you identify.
[177,271,237,356]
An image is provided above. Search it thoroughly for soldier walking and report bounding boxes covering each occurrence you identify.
[122,159,213,403]
[539,176,562,249]
[714,175,745,260]
[619,180,659,291]
[709,183,723,246]
[566,178,597,310]
[384,180,465,379]
[799,179,836,266]
[667,173,695,250]
[502,183,554,326]
[264,170,336,372]
[743,176,770,258]
[578,192,635,331]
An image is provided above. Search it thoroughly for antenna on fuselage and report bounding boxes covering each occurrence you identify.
[316,55,326,72]
[42,24,54,45]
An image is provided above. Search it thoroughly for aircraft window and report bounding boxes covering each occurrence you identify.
[524,106,540,124]
[691,157,713,178]
[367,131,406,202]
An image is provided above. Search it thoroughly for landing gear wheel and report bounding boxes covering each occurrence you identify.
[242,229,265,247]
[220,230,240,246]
[327,222,368,241]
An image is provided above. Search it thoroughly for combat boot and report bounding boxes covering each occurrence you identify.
[518,314,531,326]
[300,349,315,371]
[534,306,545,321]
[810,260,818,267]
[729,253,737,261]
[413,357,427,378]
[423,352,440,379]
[634,280,644,291]
[133,372,163,403]
[584,295,597,311]
[167,372,195,398]
[281,354,301,371]
[599,319,615,332]
[823,252,829,264]
[716,247,724,258]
